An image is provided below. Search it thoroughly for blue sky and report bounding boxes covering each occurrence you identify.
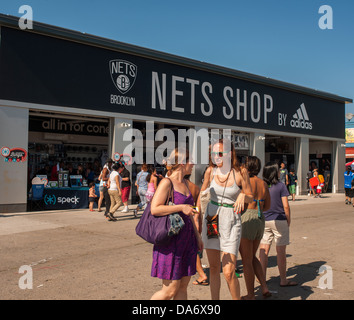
[1,0,354,115]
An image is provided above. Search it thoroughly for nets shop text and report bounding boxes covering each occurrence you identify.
[150,71,274,124]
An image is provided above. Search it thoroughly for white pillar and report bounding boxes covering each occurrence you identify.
[251,132,265,176]
[111,117,133,202]
[332,141,345,193]
[0,106,29,213]
[295,137,309,195]
[111,118,133,158]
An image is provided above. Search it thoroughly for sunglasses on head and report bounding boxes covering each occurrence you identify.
[211,151,229,157]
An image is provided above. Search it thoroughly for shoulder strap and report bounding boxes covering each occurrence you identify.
[148,178,174,205]
[183,179,191,193]
[165,177,174,204]
[232,168,236,184]
[220,171,231,206]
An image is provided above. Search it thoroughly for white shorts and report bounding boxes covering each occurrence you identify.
[261,220,290,246]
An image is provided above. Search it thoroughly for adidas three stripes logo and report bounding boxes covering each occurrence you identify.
[290,103,313,130]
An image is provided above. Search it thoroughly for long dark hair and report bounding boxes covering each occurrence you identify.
[246,156,261,177]
[263,162,279,186]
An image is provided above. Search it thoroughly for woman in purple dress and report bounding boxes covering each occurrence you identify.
[150,148,203,300]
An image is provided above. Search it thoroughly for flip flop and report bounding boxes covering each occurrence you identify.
[280,280,297,287]
[193,279,209,286]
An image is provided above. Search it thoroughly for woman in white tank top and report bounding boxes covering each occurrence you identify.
[198,139,253,300]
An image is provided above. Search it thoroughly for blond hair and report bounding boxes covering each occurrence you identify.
[166,148,189,173]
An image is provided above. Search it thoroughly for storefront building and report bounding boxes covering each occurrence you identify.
[0,14,351,213]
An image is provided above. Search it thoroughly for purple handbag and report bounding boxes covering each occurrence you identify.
[135,179,174,246]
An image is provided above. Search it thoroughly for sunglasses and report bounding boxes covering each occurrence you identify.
[211,151,229,157]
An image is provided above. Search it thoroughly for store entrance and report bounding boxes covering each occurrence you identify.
[27,111,110,210]
[265,135,296,170]
[309,139,333,193]
[130,121,190,204]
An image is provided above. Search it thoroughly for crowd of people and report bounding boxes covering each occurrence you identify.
[277,160,331,201]
[84,142,339,300]
[92,159,133,221]
[145,140,297,300]
[90,159,166,221]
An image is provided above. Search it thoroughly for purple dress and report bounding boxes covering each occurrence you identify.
[151,190,198,280]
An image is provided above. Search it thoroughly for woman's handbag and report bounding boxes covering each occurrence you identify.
[135,178,183,246]
[206,210,220,239]
[205,171,230,239]
[135,201,171,246]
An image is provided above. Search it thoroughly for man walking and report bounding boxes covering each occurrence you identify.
[279,162,289,186]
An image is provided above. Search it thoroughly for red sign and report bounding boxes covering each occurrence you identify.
[1,146,27,162]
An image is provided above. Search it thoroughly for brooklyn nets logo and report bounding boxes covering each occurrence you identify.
[109,59,137,94]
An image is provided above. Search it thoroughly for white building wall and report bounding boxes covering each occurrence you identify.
[0,106,29,212]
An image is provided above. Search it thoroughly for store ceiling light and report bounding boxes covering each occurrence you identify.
[121,122,131,127]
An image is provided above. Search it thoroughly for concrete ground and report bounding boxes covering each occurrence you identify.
[0,192,353,300]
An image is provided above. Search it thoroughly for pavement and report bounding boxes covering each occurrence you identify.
[1,192,354,300]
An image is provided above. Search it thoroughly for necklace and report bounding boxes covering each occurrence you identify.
[215,169,231,184]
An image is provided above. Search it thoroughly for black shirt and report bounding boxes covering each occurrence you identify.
[121,168,131,188]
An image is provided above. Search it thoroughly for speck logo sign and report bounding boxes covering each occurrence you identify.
[44,194,56,205]
[109,59,137,94]
[44,193,82,208]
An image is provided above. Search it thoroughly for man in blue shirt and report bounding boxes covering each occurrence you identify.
[344,166,354,205]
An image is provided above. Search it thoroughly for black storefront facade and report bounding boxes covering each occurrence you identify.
[0,14,351,213]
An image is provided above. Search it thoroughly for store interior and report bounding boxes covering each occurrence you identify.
[28,112,334,208]
[265,135,296,170]
[265,135,332,192]
[28,112,109,190]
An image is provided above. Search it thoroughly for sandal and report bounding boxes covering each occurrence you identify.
[193,279,209,286]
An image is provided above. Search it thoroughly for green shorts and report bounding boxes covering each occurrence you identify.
[289,184,296,195]
[241,209,265,241]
